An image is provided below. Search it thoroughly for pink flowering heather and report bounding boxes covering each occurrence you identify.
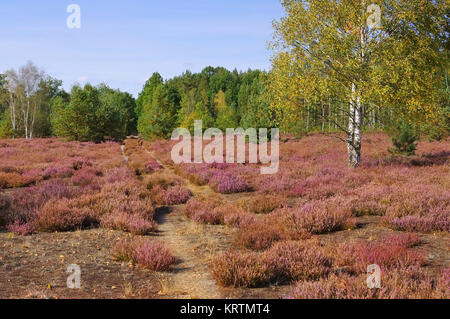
[346,240,426,272]
[112,238,177,271]
[100,211,157,235]
[71,167,102,186]
[7,221,35,236]
[277,200,352,236]
[163,186,192,205]
[209,171,249,194]
[263,241,333,282]
[380,233,421,248]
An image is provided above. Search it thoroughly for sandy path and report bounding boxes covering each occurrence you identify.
[136,143,223,298]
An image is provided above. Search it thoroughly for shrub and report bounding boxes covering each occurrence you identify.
[345,240,425,272]
[103,167,133,184]
[263,241,333,282]
[71,167,101,186]
[280,201,352,236]
[237,194,286,214]
[71,157,92,170]
[43,166,74,179]
[289,266,445,299]
[184,196,225,224]
[112,238,177,271]
[134,240,178,271]
[0,172,27,188]
[100,212,157,235]
[388,211,449,233]
[222,207,255,229]
[7,221,35,236]
[35,198,92,232]
[380,233,421,248]
[8,180,75,224]
[211,250,270,287]
[143,172,184,190]
[234,220,286,251]
[209,172,249,194]
[163,186,192,205]
[21,169,43,184]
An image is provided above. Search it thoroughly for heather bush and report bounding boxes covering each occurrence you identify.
[234,220,286,251]
[209,171,250,194]
[278,201,352,237]
[387,210,449,233]
[163,186,192,205]
[35,198,92,232]
[263,241,333,282]
[8,179,75,225]
[380,233,421,248]
[143,171,185,191]
[100,211,157,235]
[71,167,102,186]
[211,250,270,287]
[237,194,286,214]
[43,166,74,179]
[0,172,27,188]
[7,221,35,236]
[184,196,226,224]
[289,266,446,299]
[343,240,425,273]
[71,157,92,170]
[103,167,134,184]
[112,238,177,271]
[222,206,255,228]
[21,168,43,184]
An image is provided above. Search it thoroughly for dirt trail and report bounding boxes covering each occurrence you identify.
[132,143,224,298]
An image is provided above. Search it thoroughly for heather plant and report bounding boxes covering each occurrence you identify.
[388,212,449,233]
[278,201,353,237]
[209,171,250,194]
[143,171,185,191]
[340,240,426,273]
[237,194,286,214]
[211,250,270,288]
[0,172,27,188]
[8,179,75,225]
[263,241,333,282]
[289,266,448,299]
[71,167,102,186]
[112,238,177,271]
[380,233,421,248]
[43,166,74,179]
[100,211,157,235]
[35,198,92,232]
[234,219,287,251]
[184,195,226,224]
[163,186,192,205]
[7,220,35,236]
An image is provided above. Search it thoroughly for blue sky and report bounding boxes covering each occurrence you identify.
[0,0,284,97]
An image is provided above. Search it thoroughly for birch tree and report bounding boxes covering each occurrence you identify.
[4,61,45,139]
[268,0,448,167]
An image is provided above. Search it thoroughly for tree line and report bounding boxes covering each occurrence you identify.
[0,61,136,141]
